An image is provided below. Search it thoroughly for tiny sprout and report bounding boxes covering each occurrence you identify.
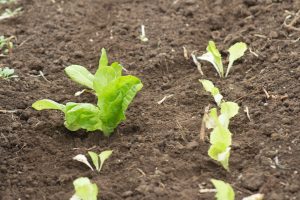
[0,67,18,79]
[71,177,98,200]
[0,7,22,21]
[139,25,148,42]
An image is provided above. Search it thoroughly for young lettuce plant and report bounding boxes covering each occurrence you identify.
[0,67,18,79]
[211,179,264,200]
[32,48,143,136]
[211,179,235,200]
[198,41,247,78]
[0,7,22,21]
[200,79,239,170]
[73,150,113,172]
[0,35,14,55]
[71,177,98,200]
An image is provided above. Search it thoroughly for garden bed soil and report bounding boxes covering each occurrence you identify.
[0,0,300,199]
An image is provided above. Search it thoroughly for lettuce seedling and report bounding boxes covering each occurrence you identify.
[0,0,16,4]
[0,67,18,79]
[211,179,235,200]
[0,7,22,21]
[0,35,14,55]
[71,177,98,200]
[32,48,143,136]
[198,41,247,77]
[73,150,113,172]
[200,80,239,170]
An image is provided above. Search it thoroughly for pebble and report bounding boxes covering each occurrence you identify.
[121,191,133,198]
[269,31,279,39]
[185,141,199,150]
[241,172,265,191]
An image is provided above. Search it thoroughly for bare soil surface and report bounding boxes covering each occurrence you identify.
[0,0,299,199]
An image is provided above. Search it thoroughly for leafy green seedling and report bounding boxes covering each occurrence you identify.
[139,25,148,42]
[211,179,235,200]
[198,41,247,77]
[0,35,14,55]
[0,67,18,79]
[200,79,239,170]
[0,7,22,21]
[73,150,113,172]
[71,177,98,200]
[0,0,16,4]
[32,48,143,136]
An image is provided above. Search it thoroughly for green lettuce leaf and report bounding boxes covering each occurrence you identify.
[73,177,98,200]
[198,41,224,77]
[93,65,121,95]
[211,179,235,200]
[65,65,95,89]
[88,151,100,171]
[99,150,113,171]
[99,48,108,68]
[32,99,65,111]
[226,42,247,77]
[64,103,102,132]
[97,76,143,136]
[199,79,223,106]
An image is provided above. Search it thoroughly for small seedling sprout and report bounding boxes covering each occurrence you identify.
[0,67,18,79]
[73,150,113,172]
[0,7,22,21]
[211,179,235,200]
[0,0,16,4]
[200,79,239,170]
[0,35,14,55]
[71,177,98,200]
[139,25,148,42]
[197,41,247,77]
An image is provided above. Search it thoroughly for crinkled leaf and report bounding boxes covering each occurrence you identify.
[88,151,99,171]
[64,103,102,132]
[93,65,121,95]
[97,76,143,136]
[199,79,223,106]
[208,144,230,170]
[226,42,247,77]
[73,154,94,171]
[99,48,108,68]
[210,126,232,147]
[99,150,113,171]
[198,41,224,77]
[220,102,239,119]
[65,65,94,89]
[32,99,65,111]
[73,177,98,200]
[211,179,235,200]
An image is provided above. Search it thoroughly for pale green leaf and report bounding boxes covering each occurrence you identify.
[88,151,100,171]
[208,144,230,170]
[93,66,121,95]
[220,102,239,119]
[73,177,98,200]
[226,42,247,77]
[64,103,102,132]
[199,79,223,106]
[97,76,143,136]
[99,48,108,68]
[32,99,65,111]
[211,179,235,200]
[198,41,224,77]
[65,65,94,89]
[99,150,113,171]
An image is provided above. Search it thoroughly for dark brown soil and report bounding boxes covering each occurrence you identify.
[1,0,299,199]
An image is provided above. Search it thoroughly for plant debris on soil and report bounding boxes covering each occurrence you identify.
[0,0,299,199]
